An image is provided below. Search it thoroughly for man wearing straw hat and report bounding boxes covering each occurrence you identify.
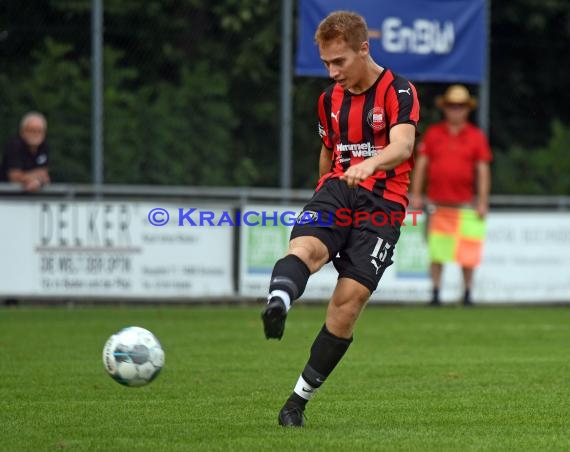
[411,84,492,306]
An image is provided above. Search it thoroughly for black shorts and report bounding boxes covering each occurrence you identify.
[290,178,405,293]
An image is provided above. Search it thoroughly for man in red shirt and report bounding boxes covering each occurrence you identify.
[411,84,492,306]
[261,11,420,427]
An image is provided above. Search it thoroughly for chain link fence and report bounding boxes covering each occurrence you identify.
[1,1,286,187]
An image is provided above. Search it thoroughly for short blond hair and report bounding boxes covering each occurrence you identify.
[315,11,368,52]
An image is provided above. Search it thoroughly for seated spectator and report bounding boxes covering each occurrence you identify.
[1,111,51,192]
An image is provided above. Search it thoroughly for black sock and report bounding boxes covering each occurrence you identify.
[464,289,471,303]
[307,324,353,376]
[268,255,311,303]
[288,324,353,408]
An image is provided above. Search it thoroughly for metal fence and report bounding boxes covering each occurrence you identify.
[1,183,569,210]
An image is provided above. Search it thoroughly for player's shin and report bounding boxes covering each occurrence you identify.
[267,254,310,311]
[287,324,353,408]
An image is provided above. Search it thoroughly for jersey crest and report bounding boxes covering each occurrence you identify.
[367,107,386,131]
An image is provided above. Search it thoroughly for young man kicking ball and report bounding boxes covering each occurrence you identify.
[261,10,420,427]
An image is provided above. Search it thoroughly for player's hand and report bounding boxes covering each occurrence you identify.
[340,160,376,188]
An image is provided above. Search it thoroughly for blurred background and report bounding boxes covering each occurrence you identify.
[1,0,569,191]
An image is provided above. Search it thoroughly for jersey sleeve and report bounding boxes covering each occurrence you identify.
[385,77,420,129]
[317,91,333,150]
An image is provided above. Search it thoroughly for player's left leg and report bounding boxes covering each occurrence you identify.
[278,222,397,425]
[277,278,370,427]
[325,278,371,338]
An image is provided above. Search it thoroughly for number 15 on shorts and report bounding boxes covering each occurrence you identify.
[370,237,392,275]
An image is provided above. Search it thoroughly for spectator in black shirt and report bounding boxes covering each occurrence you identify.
[1,111,51,192]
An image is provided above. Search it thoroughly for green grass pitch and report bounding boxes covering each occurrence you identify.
[1,305,569,451]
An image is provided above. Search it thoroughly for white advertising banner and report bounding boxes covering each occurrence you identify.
[473,212,570,303]
[2,199,569,303]
[239,204,570,304]
[0,200,234,298]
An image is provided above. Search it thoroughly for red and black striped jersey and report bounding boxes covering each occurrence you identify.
[316,69,420,207]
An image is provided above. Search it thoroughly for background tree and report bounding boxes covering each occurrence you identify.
[1,0,569,193]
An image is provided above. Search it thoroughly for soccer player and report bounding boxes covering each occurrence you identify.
[411,85,492,306]
[261,11,420,427]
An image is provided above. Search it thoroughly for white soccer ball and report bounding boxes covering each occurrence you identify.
[102,326,165,387]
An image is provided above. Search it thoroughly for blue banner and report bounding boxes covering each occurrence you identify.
[296,0,486,83]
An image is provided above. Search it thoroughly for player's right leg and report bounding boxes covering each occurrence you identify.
[261,236,328,340]
[262,179,349,340]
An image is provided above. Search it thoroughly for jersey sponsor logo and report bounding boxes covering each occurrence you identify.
[351,148,377,158]
[382,17,455,55]
[36,154,47,165]
[336,142,381,158]
[367,107,386,131]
